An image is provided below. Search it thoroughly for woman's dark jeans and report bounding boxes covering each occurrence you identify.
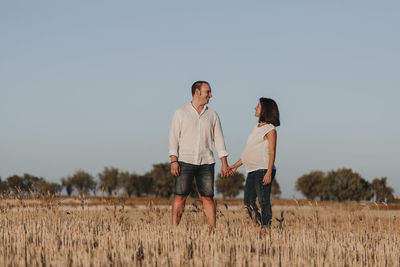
[244,169,276,228]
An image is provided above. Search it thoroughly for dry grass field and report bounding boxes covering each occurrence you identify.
[1,196,399,266]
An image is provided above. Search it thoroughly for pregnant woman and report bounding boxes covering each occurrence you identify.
[230,97,280,229]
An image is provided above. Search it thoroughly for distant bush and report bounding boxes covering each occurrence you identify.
[296,168,394,202]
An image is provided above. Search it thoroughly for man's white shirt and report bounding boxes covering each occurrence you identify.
[168,103,228,165]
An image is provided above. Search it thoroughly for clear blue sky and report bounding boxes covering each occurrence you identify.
[1,1,399,198]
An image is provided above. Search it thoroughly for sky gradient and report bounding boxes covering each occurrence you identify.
[1,1,399,198]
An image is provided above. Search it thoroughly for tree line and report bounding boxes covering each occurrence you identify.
[0,163,281,199]
[1,165,394,202]
[295,168,395,202]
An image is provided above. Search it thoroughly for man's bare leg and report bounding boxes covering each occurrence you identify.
[201,196,216,229]
[172,195,188,226]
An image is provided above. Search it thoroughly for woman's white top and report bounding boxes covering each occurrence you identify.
[241,123,276,173]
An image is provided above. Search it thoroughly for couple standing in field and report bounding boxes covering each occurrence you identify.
[168,81,280,230]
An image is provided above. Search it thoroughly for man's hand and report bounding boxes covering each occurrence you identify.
[220,164,233,177]
[220,156,233,177]
[171,162,180,176]
[262,172,272,186]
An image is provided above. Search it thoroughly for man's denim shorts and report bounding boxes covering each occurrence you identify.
[175,161,215,197]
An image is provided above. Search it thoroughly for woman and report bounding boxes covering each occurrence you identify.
[230,98,280,229]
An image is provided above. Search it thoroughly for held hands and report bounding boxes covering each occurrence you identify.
[220,164,234,177]
[220,156,234,177]
[262,172,272,186]
[228,160,241,176]
[229,165,238,173]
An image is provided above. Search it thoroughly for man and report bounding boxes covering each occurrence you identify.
[168,81,232,229]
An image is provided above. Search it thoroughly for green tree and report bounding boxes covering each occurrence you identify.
[271,179,281,199]
[21,173,41,194]
[68,170,97,195]
[370,177,394,202]
[36,179,62,195]
[119,171,154,197]
[151,163,175,198]
[295,171,325,200]
[324,168,372,201]
[61,177,74,196]
[119,171,136,196]
[6,173,41,195]
[216,172,245,198]
[0,177,9,195]
[6,175,24,195]
[98,167,120,196]
[140,172,154,196]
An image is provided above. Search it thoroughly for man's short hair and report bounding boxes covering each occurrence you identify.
[191,81,210,96]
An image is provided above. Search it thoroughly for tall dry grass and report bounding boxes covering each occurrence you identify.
[0,196,399,266]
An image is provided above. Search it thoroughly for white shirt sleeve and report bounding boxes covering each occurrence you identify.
[213,113,229,159]
[168,111,180,157]
[262,124,275,137]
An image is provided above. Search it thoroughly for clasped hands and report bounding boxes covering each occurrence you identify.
[220,165,234,177]
[220,164,239,177]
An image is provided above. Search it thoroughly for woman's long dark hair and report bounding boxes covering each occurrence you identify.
[259,98,280,126]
